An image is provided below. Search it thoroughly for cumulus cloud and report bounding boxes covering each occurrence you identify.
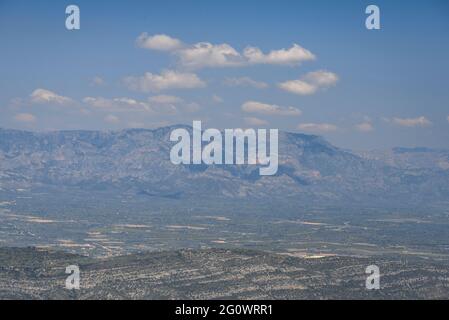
[83,97,152,112]
[297,123,337,133]
[303,70,339,86]
[241,101,302,116]
[355,122,374,132]
[14,113,36,123]
[104,114,120,124]
[279,70,339,96]
[245,117,268,126]
[392,116,432,127]
[279,80,317,95]
[123,70,206,92]
[30,89,73,105]
[243,44,315,66]
[149,95,200,114]
[136,33,182,51]
[177,42,243,68]
[224,77,268,89]
[136,33,315,69]
[84,95,199,115]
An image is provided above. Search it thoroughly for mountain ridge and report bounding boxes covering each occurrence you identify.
[1,125,448,207]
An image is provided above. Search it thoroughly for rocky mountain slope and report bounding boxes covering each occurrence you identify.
[1,247,448,300]
[1,126,448,207]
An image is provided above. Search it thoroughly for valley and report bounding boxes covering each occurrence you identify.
[1,126,448,299]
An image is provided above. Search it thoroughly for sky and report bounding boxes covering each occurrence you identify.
[0,0,448,150]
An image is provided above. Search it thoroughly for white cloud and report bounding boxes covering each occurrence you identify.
[303,70,339,86]
[149,95,202,114]
[137,34,315,69]
[241,101,302,116]
[278,80,317,95]
[243,44,315,66]
[30,89,73,105]
[177,42,243,69]
[91,76,106,87]
[355,122,374,132]
[298,123,337,133]
[93,93,195,115]
[392,116,432,127]
[14,113,36,123]
[245,117,268,126]
[104,114,120,124]
[224,77,268,89]
[85,94,199,115]
[447,116,449,123]
[136,33,182,51]
[149,95,183,104]
[83,97,152,112]
[123,70,206,92]
[279,70,339,96]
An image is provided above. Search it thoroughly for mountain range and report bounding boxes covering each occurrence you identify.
[1,126,448,208]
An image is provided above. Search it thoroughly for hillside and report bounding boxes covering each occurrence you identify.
[1,247,448,299]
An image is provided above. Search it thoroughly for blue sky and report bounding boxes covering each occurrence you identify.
[1,0,448,149]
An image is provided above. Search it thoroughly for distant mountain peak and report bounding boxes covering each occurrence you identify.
[1,126,448,206]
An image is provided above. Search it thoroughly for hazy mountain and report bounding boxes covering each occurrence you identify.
[356,147,449,171]
[1,126,448,207]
